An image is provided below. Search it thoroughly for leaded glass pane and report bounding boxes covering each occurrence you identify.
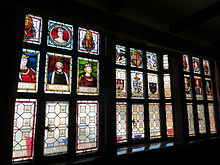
[116,69,127,98]
[165,103,174,137]
[76,101,98,153]
[44,101,69,156]
[205,78,214,100]
[13,99,37,161]
[17,49,40,93]
[194,76,203,100]
[184,75,193,100]
[203,59,211,76]
[116,45,126,65]
[146,51,158,71]
[44,52,72,94]
[78,27,100,55]
[192,57,201,74]
[197,104,206,134]
[24,14,42,44]
[187,103,195,136]
[77,57,99,95]
[163,54,169,70]
[131,71,144,99]
[132,104,145,139]
[183,55,190,72]
[130,48,143,68]
[148,73,159,99]
[208,103,217,134]
[47,20,73,50]
[164,74,171,99]
[116,102,127,143]
[149,103,161,139]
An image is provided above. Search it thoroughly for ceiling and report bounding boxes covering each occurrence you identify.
[72,0,220,49]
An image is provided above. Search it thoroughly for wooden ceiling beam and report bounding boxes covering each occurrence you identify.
[170,1,220,33]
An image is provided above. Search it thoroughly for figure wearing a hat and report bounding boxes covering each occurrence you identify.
[82,30,95,52]
[79,63,97,87]
[48,58,69,85]
[19,54,36,83]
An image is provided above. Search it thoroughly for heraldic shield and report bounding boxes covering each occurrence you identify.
[149,83,157,94]
[116,79,124,91]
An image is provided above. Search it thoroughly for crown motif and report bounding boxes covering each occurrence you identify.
[22,54,29,59]
[84,63,92,68]
[57,26,65,32]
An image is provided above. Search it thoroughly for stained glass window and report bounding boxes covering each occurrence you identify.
[146,51,158,71]
[203,59,211,76]
[44,101,69,156]
[47,20,73,50]
[130,48,143,68]
[163,74,171,99]
[149,103,161,139]
[116,103,127,143]
[205,78,214,100]
[44,52,72,94]
[148,73,159,99]
[17,49,40,93]
[13,99,37,161]
[165,103,174,137]
[76,101,98,153]
[192,57,201,74]
[132,104,145,139]
[131,71,144,99]
[208,103,217,134]
[116,69,127,98]
[187,103,195,136]
[197,104,206,134]
[23,14,42,44]
[183,55,190,72]
[184,75,193,99]
[78,27,100,55]
[116,45,126,65]
[163,54,169,70]
[77,57,99,95]
[194,76,203,100]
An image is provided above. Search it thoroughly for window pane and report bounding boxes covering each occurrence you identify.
[47,20,73,50]
[132,104,145,139]
[76,101,98,153]
[44,101,69,156]
[130,48,143,68]
[183,55,190,72]
[131,71,144,99]
[192,57,201,74]
[77,57,99,95]
[184,75,193,100]
[149,103,161,139]
[146,51,158,71]
[116,69,127,98]
[205,78,214,100]
[116,102,127,143]
[197,104,206,134]
[116,45,126,65]
[194,76,203,100]
[187,103,195,136]
[164,74,171,99]
[148,73,159,99]
[24,14,42,44]
[165,103,174,137]
[203,59,211,76]
[163,54,169,70]
[13,99,37,161]
[208,103,217,134]
[45,52,72,94]
[17,49,40,93]
[78,27,100,55]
